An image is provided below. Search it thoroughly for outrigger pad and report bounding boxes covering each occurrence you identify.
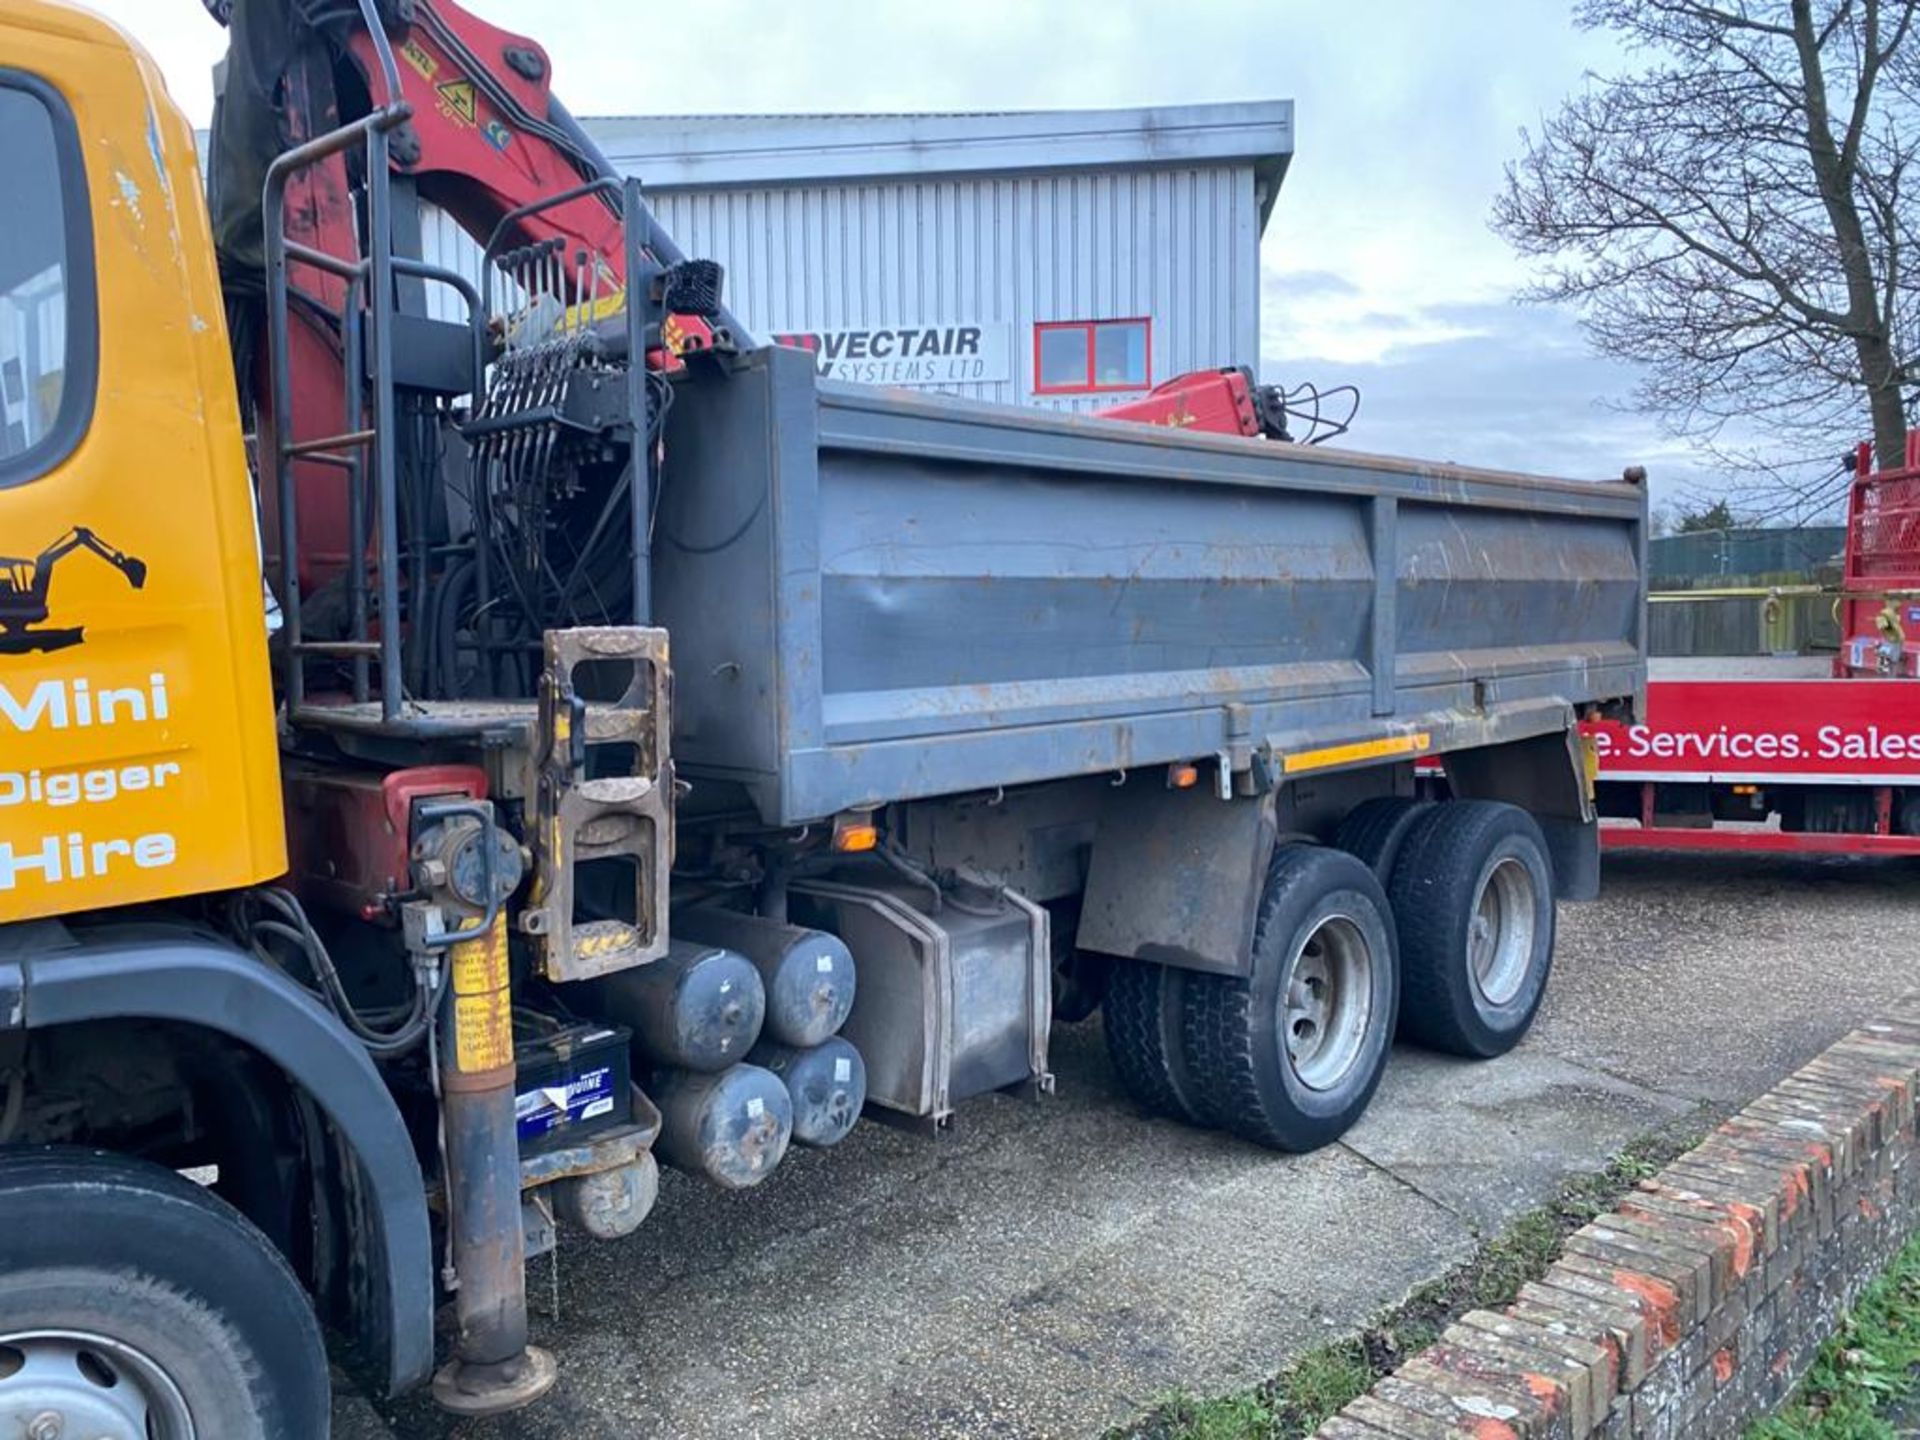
[519,626,674,982]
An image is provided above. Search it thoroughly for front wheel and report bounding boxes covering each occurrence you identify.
[1180,845,1399,1151]
[0,1147,328,1440]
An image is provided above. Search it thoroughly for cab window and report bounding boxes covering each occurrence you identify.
[0,72,94,486]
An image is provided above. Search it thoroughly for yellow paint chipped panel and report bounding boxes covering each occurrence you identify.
[577,924,639,958]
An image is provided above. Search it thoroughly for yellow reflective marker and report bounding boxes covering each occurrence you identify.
[1278,731,1432,776]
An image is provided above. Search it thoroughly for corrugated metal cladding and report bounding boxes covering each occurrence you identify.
[414,102,1292,412]
[417,205,512,320]
[647,168,1261,411]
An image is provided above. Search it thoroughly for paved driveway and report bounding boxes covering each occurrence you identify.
[341,851,1920,1439]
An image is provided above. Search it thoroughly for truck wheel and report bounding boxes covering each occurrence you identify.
[1180,845,1398,1151]
[1389,800,1555,1058]
[1334,796,1434,880]
[0,1147,327,1440]
[1102,957,1214,1126]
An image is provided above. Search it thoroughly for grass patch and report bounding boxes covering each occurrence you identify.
[1116,1125,1703,1440]
[1746,1228,1920,1439]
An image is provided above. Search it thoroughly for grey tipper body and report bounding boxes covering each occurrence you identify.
[656,345,1645,828]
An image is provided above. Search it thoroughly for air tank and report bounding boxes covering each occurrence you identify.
[674,909,856,1048]
[748,1035,867,1149]
[648,1064,793,1190]
[553,1151,659,1240]
[587,939,764,1072]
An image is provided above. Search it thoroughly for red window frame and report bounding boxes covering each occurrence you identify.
[1032,317,1152,395]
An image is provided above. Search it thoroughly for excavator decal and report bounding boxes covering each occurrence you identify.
[0,527,149,655]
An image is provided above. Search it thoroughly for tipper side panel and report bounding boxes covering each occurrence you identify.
[658,346,1645,825]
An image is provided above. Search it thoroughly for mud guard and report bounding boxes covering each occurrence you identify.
[1442,726,1601,901]
[1076,722,1599,979]
[0,922,434,1396]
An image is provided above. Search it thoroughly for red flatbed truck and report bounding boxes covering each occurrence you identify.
[1586,432,1920,854]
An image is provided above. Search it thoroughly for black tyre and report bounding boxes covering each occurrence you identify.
[1388,800,1556,1058]
[0,1147,328,1440]
[1102,956,1215,1126]
[1179,845,1399,1151]
[1334,795,1435,880]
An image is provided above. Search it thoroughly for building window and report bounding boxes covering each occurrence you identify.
[1033,318,1150,394]
[0,70,95,489]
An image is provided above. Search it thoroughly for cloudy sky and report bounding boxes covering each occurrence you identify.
[83,0,1719,505]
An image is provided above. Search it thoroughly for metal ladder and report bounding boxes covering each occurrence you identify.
[261,0,484,725]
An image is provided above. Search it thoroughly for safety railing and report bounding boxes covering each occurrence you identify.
[262,0,485,724]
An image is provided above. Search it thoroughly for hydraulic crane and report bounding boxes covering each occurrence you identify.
[208,0,1351,637]
[207,0,739,621]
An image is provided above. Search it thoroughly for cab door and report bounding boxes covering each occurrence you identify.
[0,2,285,922]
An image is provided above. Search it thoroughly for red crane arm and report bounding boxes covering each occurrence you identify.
[261,0,718,356]
[1098,367,1293,439]
[343,0,629,291]
[1096,367,1359,445]
[235,0,720,593]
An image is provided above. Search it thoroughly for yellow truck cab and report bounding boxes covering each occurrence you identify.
[0,0,284,913]
[0,7,431,1432]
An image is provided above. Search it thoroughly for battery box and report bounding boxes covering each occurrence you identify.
[513,1012,633,1156]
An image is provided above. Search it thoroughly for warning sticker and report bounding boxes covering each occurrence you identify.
[450,921,508,996]
[454,990,512,1073]
[436,78,478,127]
[401,38,438,81]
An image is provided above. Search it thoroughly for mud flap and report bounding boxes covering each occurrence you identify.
[1076,781,1276,978]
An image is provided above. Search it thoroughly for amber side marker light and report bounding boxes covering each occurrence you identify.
[1167,762,1200,790]
[832,814,880,853]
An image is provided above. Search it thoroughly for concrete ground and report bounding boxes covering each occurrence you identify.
[340,851,1920,1439]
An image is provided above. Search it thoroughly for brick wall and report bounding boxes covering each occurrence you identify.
[1313,993,1920,1440]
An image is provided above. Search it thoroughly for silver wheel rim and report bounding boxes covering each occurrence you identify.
[0,1330,196,1440]
[1470,855,1537,1007]
[1281,913,1375,1092]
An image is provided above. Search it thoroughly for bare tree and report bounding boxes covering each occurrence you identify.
[1495,1,1920,511]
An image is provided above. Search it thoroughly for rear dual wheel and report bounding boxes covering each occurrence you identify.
[1387,800,1556,1058]
[1333,795,1434,880]
[1103,798,1557,1148]
[1103,953,1214,1126]
[1105,845,1399,1151]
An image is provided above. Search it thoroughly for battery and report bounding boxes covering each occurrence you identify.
[513,1011,633,1156]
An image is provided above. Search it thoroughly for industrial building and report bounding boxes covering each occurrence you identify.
[416,101,1294,411]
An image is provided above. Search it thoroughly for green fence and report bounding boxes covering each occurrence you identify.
[1646,529,1846,657]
